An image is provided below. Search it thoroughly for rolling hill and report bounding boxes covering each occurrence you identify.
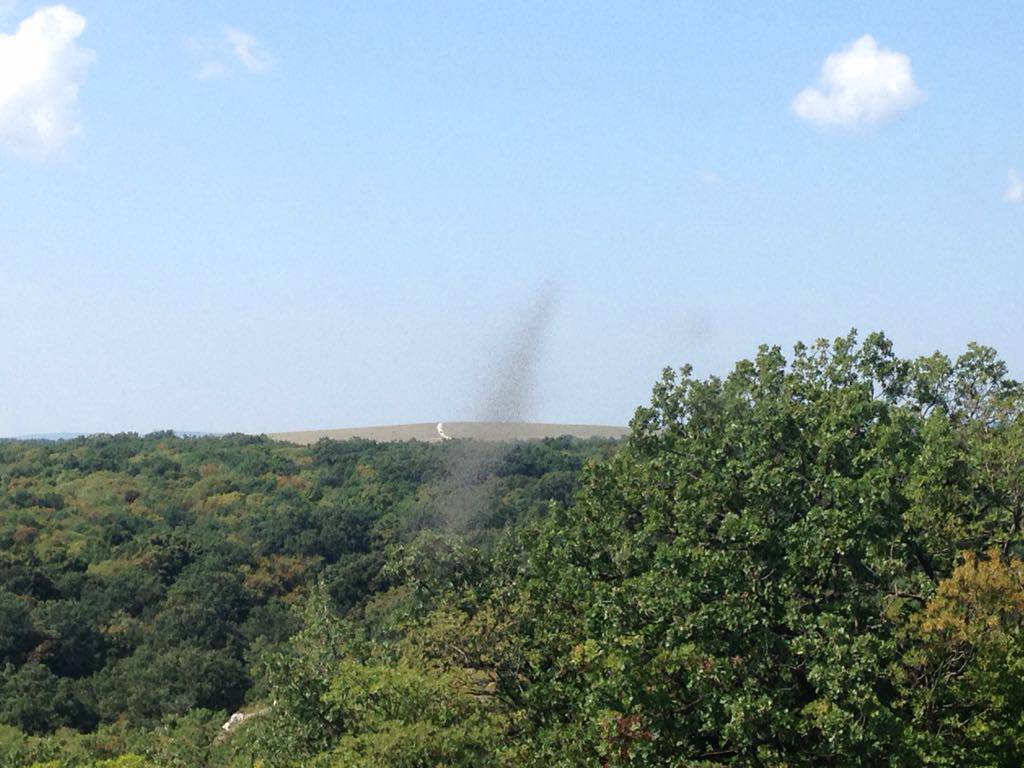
[268,421,629,445]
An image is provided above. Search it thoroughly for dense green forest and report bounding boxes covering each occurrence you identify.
[3,332,1024,766]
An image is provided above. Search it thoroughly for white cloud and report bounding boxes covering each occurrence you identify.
[188,28,272,80]
[1004,169,1024,204]
[225,28,272,73]
[792,35,922,129]
[0,5,94,159]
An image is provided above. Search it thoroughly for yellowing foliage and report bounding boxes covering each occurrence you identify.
[916,547,1024,646]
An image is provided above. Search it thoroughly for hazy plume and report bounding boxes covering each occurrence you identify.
[477,283,558,423]
[422,283,561,521]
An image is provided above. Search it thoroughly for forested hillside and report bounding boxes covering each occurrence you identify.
[0,431,616,766]
[3,332,1024,766]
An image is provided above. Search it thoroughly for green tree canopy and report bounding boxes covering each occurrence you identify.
[486,332,1024,766]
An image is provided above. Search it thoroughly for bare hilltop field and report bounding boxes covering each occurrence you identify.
[268,421,629,445]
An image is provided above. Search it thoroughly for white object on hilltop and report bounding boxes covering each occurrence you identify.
[436,422,452,440]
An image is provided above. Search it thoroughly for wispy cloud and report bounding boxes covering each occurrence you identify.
[792,35,923,130]
[0,4,94,159]
[225,28,272,73]
[187,27,273,80]
[696,170,721,187]
[1004,169,1024,204]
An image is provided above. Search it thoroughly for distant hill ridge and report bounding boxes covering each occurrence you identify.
[3,423,629,445]
[3,430,211,442]
[268,421,629,445]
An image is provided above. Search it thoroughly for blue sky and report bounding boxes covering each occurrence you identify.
[1,1,1022,436]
